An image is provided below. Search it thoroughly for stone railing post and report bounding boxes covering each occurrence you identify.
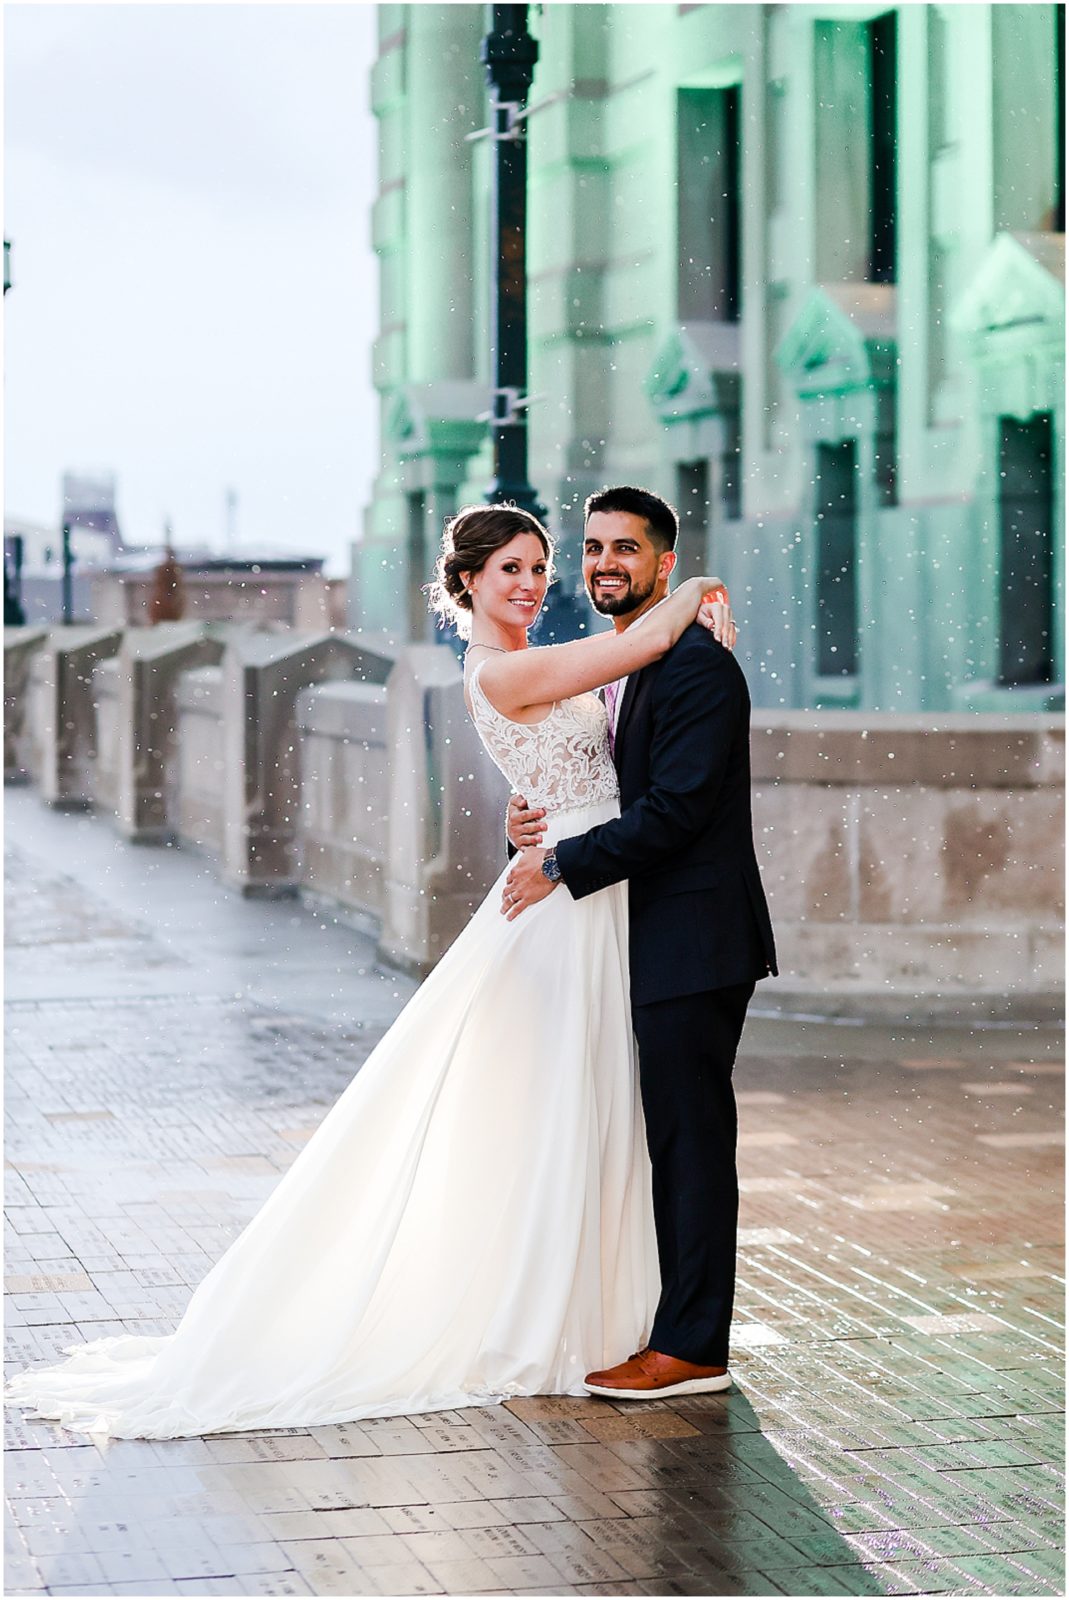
[221,633,394,895]
[113,623,226,842]
[33,626,123,806]
[89,657,121,814]
[379,645,510,972]
[173,665,226,857]
[4,626,49,783]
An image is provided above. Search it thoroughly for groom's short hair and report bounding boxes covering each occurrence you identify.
[584,486,679,554]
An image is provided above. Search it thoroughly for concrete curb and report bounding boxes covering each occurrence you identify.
[751,985,1064,1029]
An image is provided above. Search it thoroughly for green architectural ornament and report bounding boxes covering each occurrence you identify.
[776,285,896,398]
[385,383,490,463]
[645,323,740,423]
[951,231,1065,420]
[385,391,417,449]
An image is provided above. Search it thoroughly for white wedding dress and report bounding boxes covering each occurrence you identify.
[5,664,658,1437]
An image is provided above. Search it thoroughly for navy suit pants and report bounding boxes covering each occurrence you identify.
[632,981,755,1367]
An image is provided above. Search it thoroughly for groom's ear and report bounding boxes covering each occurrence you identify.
[659,549,677,583]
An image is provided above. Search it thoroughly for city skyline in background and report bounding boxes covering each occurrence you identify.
[5,4,379,576]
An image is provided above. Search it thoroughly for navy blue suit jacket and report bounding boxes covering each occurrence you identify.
[555,623,777,1007]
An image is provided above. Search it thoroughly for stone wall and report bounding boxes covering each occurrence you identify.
[295,680,391,921]
[751,714,1064,1017]
[4,624,1062,1013]
[3,627,48,783]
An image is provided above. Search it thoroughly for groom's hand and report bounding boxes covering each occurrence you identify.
[502,848,556,919]
[507,794,547,851]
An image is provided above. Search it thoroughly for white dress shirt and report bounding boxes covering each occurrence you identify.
[603,596,667,745]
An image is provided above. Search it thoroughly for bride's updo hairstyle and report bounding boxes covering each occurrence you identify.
[429,503,555,638]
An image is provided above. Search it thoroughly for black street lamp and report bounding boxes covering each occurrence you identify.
[61,520,74,625]
[3,248,24,619]
[480,4,546,522]
[4,537,26,626]
[11,535,24,602]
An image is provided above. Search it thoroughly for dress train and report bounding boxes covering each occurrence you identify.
[5,797,657,1438]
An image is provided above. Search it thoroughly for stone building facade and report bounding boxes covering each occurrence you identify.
[354,2,1064,713]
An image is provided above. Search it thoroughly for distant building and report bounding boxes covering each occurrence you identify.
[5,473,343,631]
[61,472,126,556]
[6,474,127,623]
[92,557,344,633]
[4,515,99,623]
[355,2,1064,712]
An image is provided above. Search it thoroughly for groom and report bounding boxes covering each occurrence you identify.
[503,485,777,1399]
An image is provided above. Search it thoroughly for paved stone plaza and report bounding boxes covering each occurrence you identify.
[4,788,1064,1598]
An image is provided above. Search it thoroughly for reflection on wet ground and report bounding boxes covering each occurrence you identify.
[4,795,1064,1596]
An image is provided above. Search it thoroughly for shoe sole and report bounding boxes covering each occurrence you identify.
[583,1373,732,1399]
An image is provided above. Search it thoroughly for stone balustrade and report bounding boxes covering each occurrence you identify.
[220,633,396,895]
[4,626,49,783]
[293,649,510,966]
[4,624,1063,1012]
[379,646,510,969]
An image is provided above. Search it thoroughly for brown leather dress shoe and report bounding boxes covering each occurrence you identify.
[584,1348,731,1399]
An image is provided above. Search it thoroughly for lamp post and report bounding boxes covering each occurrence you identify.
[61,520,74,625]
[11,535,24,603]
[480,4,546,522]
[3,244,25,621]
[4,537,25,626]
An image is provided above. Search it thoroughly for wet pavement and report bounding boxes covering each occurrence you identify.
[4,788,1064,1598]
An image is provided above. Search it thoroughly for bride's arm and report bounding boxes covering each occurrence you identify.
[477,577,726,717]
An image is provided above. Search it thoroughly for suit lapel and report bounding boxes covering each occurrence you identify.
[613,671,642,759]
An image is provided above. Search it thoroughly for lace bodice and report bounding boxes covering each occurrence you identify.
[468,660,619,815]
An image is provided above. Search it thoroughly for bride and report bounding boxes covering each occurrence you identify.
[5,503,734,1438]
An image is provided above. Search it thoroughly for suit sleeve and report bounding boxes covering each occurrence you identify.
[555,636,742,900]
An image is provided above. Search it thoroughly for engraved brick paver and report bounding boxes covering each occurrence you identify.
[4,799,1064,1597]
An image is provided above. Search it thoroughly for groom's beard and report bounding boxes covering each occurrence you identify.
[587,572,658,617]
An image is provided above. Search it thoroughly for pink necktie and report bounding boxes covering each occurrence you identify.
[604,680,620,757]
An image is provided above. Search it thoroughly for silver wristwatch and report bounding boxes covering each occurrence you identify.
[541,849,562,884]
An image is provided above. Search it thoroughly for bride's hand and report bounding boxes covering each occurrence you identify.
[696,582,737,651]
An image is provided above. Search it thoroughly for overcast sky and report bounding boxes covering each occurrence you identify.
[5,4,379,574]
